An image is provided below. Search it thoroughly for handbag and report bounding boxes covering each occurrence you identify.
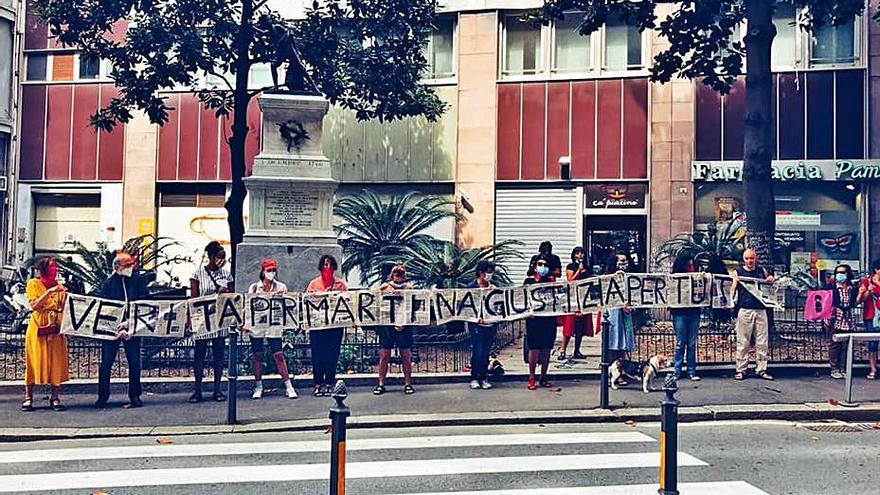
[36,309,60,336]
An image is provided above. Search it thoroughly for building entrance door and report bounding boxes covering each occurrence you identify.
[584,215,647,273]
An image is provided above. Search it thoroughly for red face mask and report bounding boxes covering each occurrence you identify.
[41,264,58,288]
[320,267,334,286]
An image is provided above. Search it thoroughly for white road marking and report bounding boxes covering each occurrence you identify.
[0,452,707,493]
[386,481,770,495]
[0,431,654,464]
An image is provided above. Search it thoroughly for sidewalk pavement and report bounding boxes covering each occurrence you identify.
[2,370,879,441]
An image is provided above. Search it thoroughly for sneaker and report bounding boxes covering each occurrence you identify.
[470,380,481,390]
[285,384,298,399]
[756,371,774,381]
[689,375,701,382]
[252,386,264,400]
[479,380,493,390]
[831,370,845,380]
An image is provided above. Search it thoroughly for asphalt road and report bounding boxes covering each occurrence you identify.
[0,420,877,494]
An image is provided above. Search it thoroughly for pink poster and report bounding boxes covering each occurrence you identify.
[804,290,833,321]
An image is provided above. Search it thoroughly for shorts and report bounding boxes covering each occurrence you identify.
[865,320,879,353]
[250,337,282,354]
[377,326,414,350]
[562,314,594,338]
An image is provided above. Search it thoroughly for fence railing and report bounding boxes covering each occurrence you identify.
[0,320,523,381]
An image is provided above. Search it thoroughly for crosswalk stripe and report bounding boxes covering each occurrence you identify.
[385,481,771,495]
[0,432,654,464]
[0,453,707,493]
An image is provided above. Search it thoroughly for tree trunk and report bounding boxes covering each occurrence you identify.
[742,0,776,270]
[225,0,255,279]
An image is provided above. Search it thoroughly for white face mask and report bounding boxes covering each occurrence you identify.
[120,267,133,278]
[484,272,493,282]
[264,271,276,281]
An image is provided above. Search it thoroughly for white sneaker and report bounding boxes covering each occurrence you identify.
[689,375,701,382]
[251,386,263,400]
[479,380,493,389]
[285,384,298,399]
[469,380,481,390]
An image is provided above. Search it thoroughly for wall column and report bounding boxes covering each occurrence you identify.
[455,12,498,248]
[121,113,157,240]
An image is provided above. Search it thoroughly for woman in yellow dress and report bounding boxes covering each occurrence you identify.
[22,256,69,411]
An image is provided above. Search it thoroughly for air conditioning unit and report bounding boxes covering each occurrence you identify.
[0,176,7,192]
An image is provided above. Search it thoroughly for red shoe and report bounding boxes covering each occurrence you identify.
[527,378,537,390]
[540,380,553,388]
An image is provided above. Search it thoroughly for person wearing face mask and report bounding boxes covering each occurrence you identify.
[189,241,234,403]
[96,252,148,409]
[825,264,858,379]
[560,247,592,361]
[22,256,69,412]
[603,252,635,386]
[466,260,498,390]
[527,241,562,279]
[524,254,558,390]
[856,259,880,380]
[246,259,297,399]
[306,255,348,397]
[374,262,416,395]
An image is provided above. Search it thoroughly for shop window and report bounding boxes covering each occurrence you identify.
[553,15,591,73]
[424,17,455,80]
[772,2,798,68]
[503,16,543,76]
[810,16,858,66]
[604,15,642,71]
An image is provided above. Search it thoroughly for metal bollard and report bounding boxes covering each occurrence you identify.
[658,373,680,495]
[226,325,239,425]
[329,379,351,495]
[841,334,858,407]
[599,311,611,410]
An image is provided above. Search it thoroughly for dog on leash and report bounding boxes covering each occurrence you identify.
[609,354,668,393]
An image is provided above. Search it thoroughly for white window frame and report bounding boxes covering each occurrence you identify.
[500,13,547,78]
[422,14,458,85]
[807,12,863,69]
[22,52,113,84]
[550,13,593,75]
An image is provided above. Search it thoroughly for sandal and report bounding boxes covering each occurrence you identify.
[212,391,227,402]
[616,379,629,387]
[403,384,415,395]
[188,392,203,403]
[50,398,66,412]
[540,380,553,388]
[756,371,774,381]
[21,398,34,412]
[322,385,333,397]
[313,386,322,397]
[734,372,745,381]
[867,371,877,380]
[373,385,386,396]
[527,378,537,390]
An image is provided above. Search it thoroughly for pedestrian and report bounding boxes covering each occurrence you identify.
[189,241,233,403]
[528,241,562,279]
[826,264,858,379]
[22,256,68,412]
[524,254,558,390]
[467,260,498,390]
[95,252,147,409]
[856,259,880,380]
[603,252,634,386]
[559,246,592,361]
[306,254,348,397]
[373,262,415,395]
[730,248,775,381]
[671,252,701,381]
[246,258,297,399]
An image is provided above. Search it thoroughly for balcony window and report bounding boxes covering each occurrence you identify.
[503,16,543,76]
[811,17,858,66]
[604,15,642,71]
[553,15,591,73]
[425,17,455,80]
[772,2,798,68]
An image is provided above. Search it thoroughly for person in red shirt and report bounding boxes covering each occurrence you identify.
[305,255,348,397]
[856,259,880,380]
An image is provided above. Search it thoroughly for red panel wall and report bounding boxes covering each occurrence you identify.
[520,84,546,180]
[570,81,596,179]
[496,84,522,180]
[157,94,181,181]
[97,85,125,181]
[198,105,220,180]
[177,94,200,180]
[219,113,233,181]
[545,83,570,180]
[44,85,73,180]
[19,86,47,180]
[722,79,745,160]
[595,80,622,179]
[24,0,48,50]
[70,85,99,181]
[622,78,648,179]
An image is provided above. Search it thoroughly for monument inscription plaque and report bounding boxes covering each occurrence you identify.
[265,190,320,229]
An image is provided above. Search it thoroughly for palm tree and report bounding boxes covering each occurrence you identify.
[334,189,459,286]
[653,214,748,270]
[379,239,524,289]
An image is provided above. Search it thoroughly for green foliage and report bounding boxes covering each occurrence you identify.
[26,235,189,295]
[333,189,458,286]
[653,215,747,269]
[378,239,524,289]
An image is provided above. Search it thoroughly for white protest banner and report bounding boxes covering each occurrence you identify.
[61,293,126,341]
[667,273,711,308]
[737,277,784,310]
[301,292,334,330]
[130,299,188,338]
[622,273,669,308]
[216,293,245,330]
[527,281,573,316]
[327,291,359,328]
[246,293,300,337]
[188,295,222,340]
[598,274,628,309]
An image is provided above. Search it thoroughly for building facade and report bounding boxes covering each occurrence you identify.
[0,0,21,266]
[7,0,880,286]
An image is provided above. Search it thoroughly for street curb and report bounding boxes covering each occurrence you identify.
[2,402,878,442]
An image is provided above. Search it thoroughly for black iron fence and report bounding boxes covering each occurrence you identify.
[0,320,523,381]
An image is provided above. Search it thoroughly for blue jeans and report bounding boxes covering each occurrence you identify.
[673,314,700,377]
[469,323,497,381]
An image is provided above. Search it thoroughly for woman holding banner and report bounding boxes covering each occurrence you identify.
[604,252,635,387]
[374,262,415,395]
[467,260,498,390]
[671,253,701,381]
[246,259,297,400]
[560,247,592,361]
[22,256,69,411]
[524,254,557,391]
[189,241,233,403]
[306,255,348,397]
[856,259,880,380]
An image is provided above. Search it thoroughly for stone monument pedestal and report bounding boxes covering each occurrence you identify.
[235,94,342,292]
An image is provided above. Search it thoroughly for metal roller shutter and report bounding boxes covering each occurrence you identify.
[495,188,580,281]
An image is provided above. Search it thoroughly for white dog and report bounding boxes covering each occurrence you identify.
[609,354,668,393]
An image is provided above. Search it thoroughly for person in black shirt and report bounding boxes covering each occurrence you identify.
[560,246,592,360]
[670,252,701,381]
[730,248,775,381]
[525,254,558,390]
[527,241,562,279]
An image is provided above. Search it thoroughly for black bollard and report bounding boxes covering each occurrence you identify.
[658,373,679,495]
[329,380,351,495]
[226,325,239,425]
[599,311,611,410]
